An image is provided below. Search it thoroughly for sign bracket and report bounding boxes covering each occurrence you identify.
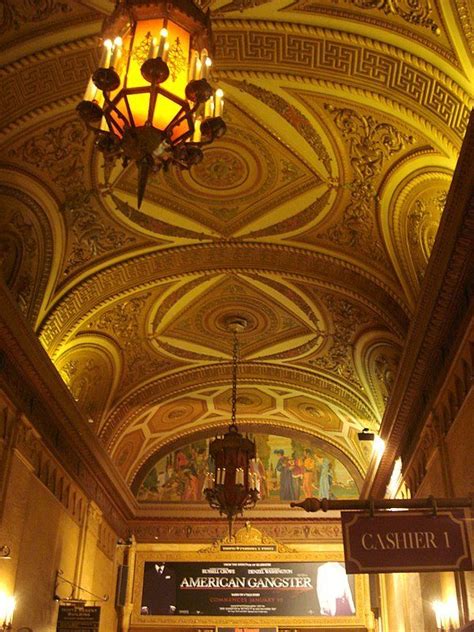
[53,569,109,603]
[290,495,473,514]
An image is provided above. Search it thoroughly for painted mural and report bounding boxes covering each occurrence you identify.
[136,433,359,503]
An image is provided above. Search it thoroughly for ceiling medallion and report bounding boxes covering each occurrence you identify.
[77,0,226,207]
[204,317,260,538]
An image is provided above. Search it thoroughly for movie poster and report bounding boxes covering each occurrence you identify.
[140,561,355,617]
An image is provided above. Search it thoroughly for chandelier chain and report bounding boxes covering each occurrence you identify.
[231,330,238,428]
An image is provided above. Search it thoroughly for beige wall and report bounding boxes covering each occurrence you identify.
[0,417,120,632]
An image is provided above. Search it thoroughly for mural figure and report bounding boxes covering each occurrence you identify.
[302,448,315,498]
[137,433,358,503]
[290,452,304,500]
[275,450,294,500]
[319,458,333,499]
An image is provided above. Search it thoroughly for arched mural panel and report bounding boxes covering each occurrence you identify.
[135,430,360,505]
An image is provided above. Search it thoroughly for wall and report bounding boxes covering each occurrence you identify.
[395,330,474,631]
[0,395,121,632]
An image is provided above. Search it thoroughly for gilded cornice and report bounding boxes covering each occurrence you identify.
[365,111,474,497]
[0,36,98,134]
[212,18,473,93]
[129,517,342,543]
[0,279,135,531]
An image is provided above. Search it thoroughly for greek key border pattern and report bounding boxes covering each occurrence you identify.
[214,28,471,139]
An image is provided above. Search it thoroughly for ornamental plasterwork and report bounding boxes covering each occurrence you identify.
[353,334,402,418]
[407,190,447,280]
[0,0,471,518]
[111,101,323,237]
[0,186,54,325]
[8,119,88,194]
[200,522,295,552]
[0,0,71,35]
[332,0,440,34]
[57,350,114,425]
[387,172,451,303]
[85,292,179,388]
[229,80,333,174]
[213,23,471,146]
[315,106,414,264]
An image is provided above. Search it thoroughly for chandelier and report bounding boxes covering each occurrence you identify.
[204,317,260,538]
[77,0,226,207]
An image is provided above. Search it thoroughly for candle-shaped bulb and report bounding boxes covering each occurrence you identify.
[202,56,212,79]
[110,36,123,68]
[149,36,158,59]
[163,41,169,62]
[83,77,98,101]
[100,38,113,68]
[157,27,168,58]
[196,59,202,81]
[214,88,224,117]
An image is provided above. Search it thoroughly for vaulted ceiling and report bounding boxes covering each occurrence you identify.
[0,0,472,499]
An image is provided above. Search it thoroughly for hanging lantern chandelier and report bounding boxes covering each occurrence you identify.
[77,0,226,207]
[204,317,260,539]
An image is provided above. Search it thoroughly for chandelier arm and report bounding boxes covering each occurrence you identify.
[103,93,132,130]
[147,85,159,125]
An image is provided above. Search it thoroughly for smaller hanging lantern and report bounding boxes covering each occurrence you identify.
[77,0,226,207]
[204,317,260,539]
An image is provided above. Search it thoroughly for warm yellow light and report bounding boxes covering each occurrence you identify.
[432,598,459,629]
[373,436,385,457]
[202,55,212,79]
[99,38,113,67]
[0,592,15,625]
[110,36,123,67]
[193,117,201,142]
[214,88,224,117]
[157,27,168,57]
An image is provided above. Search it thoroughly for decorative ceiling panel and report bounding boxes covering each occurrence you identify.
[0,0,472,508]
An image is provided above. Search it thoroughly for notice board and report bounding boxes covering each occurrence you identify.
[57,605,100,632]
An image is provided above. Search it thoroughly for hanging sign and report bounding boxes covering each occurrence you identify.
[57,605,100,631]
[341,510,472,574]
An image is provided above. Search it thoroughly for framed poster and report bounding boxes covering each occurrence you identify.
[139,560,355,617]
[131,544,366,628]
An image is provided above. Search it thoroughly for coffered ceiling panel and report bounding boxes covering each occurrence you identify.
[0,0,472,506]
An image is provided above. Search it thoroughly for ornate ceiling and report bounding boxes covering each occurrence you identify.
[0,0,472,499]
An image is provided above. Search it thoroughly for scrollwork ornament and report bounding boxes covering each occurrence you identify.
[320,106,414,261]
[9,120,88,194]
[332,0,440,33]
[62,189,136,275]
[0,0,71,34]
